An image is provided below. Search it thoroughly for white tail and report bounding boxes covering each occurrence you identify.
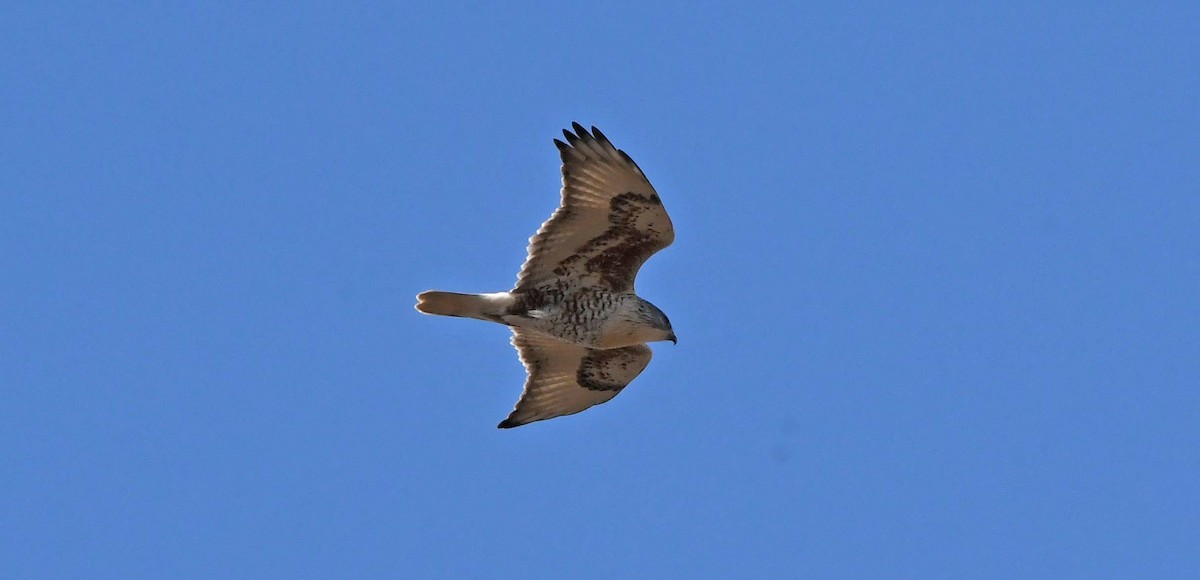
[415,291,515,321]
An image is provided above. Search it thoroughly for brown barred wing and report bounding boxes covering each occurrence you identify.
[498,329,653,428]
[514,123,674,293]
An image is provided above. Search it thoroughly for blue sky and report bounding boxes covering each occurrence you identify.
[3,2,1198,577]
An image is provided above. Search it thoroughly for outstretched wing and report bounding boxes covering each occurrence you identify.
[514,123,674,293]
[499,329,653,428]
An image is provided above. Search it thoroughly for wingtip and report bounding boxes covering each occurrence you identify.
[497,417,521,429]
[560,122,607,149]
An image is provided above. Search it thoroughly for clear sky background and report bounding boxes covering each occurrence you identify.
[3,3,1198,578]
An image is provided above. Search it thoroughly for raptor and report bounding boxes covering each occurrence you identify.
[416,123,676,428]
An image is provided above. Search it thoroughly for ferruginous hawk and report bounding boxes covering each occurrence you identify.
[416,123,676,428]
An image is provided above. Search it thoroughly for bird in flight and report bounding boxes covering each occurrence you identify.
[416,123,676,428]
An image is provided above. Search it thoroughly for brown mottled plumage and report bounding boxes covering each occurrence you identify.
[416,123,676,428]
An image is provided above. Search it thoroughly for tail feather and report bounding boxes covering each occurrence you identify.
[415,291,514,321]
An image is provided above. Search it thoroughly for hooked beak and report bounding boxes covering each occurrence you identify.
[668,332,677,345]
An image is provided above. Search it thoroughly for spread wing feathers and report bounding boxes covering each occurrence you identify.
[514,123,675,293]
[499,329,653,428]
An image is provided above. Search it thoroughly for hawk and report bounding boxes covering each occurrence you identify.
[416,123,676,428]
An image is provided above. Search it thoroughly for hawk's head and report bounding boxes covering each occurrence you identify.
[635,298,677,345]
